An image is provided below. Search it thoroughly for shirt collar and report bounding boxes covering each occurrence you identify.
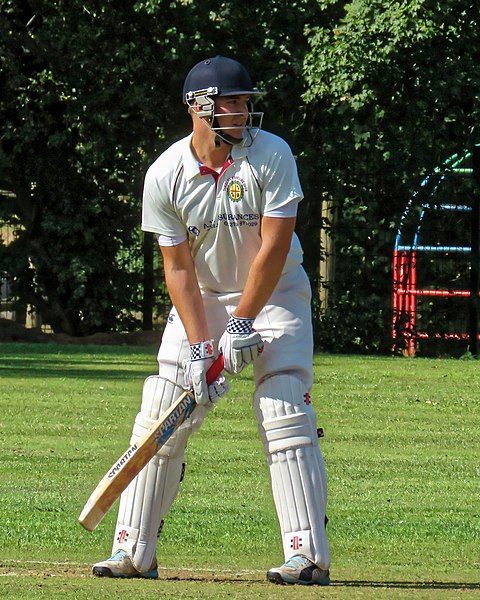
[182,134,247,181]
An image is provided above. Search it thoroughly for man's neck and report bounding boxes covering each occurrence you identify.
[191,131,232,170]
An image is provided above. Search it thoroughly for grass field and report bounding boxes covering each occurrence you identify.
[0,342,479,599]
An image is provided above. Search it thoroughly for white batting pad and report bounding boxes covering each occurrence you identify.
[254,374,330,570]
[113,375,191,572]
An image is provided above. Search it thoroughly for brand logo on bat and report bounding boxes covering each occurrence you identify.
[152,395,194,451]
[108,444,138,478]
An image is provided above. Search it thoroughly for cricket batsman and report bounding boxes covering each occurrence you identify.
[92,55,330,586]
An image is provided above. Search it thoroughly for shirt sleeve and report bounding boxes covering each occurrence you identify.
[261,136,304,213]
[156,233,188,246]
[263,198,299,218]
[141,163,187,238]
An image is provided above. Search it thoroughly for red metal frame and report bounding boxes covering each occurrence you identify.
[392,250,417,355]
[392,249,478,355]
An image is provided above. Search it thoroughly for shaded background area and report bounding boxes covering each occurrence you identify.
[2,0,480,356]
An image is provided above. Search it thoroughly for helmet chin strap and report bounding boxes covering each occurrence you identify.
[212,118,244,146]
[215,132,243,146]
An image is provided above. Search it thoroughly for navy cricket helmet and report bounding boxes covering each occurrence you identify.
[182,56,263,103]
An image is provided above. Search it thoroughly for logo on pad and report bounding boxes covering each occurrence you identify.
[290,535,303,550]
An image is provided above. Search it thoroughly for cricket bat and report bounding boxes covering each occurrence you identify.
[78,354,224,531]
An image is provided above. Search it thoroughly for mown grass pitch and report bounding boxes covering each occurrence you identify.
[0,342,479,599]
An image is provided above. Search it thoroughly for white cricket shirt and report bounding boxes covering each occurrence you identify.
[141,129,305,293]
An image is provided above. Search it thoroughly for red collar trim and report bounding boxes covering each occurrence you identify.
[199,156,234,183]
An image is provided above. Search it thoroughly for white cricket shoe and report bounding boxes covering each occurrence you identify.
[267,555,330,585]
[92,549,158,579]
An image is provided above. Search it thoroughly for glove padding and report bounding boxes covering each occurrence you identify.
[218,315,264,375]
[183,340,229,406]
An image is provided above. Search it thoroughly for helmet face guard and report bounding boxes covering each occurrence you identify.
[185,88,264,146]
[183,56,264,146]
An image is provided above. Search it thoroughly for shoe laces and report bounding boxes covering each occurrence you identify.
[284,555,312,569]
[109,549,128,561]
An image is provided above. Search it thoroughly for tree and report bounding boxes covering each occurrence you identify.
[303,0,480,352]
[1,2,163,333]
[0,0,326,334]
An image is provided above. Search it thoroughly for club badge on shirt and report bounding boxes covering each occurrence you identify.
[225,176,247,202]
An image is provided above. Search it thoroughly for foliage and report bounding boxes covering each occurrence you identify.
[3,0,480,349]
[0,1,164,333]
[304,0,480,352]
[0,0,324,334]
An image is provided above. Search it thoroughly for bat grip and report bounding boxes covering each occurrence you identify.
[206,353,224,384]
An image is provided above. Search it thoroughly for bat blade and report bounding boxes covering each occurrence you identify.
[78,354,224,531]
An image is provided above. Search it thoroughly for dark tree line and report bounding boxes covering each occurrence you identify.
[1,0,479,351]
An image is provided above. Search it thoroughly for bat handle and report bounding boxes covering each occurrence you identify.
[206,353,224,384]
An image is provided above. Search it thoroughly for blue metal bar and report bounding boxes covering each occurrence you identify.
[396,245,471,253]
[452,168,473,175]
[436,204,471,211]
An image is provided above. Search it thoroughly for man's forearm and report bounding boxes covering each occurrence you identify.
[234,253,284,318]
[165,270,210,343]
[161,242,210,344]
[234,216,296,319]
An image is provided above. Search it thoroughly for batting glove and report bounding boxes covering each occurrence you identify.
[183,339,229,406]
[218,315,264,375]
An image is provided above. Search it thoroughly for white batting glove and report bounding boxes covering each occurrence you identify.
[183,340,229,406]
[218,315,264,375]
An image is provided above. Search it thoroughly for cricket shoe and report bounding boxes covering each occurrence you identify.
[92,549,158,579]
[267,555,330,586]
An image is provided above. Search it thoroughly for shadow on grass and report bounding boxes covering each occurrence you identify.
[1,562,478,591]
[334,580,480,590]
[0,365,150,379]
[144,575,480,590]
[0,356,155,380]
